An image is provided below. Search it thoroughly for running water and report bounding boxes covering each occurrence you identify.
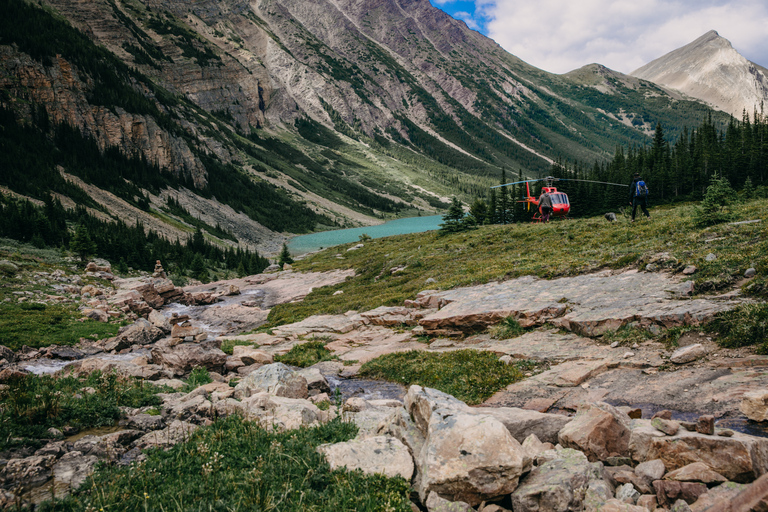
[23,350,150,375]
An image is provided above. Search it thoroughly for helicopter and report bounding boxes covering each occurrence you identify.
[491,176,628,222]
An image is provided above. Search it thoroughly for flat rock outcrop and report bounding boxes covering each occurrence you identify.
[412,270,731,336]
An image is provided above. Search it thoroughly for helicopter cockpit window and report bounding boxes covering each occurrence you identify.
[551,193,569,205]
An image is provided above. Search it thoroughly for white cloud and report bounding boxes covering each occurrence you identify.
[452,11,482,30]
[479,0,768,74]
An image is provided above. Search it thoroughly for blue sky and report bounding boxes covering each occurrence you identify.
[431,0,768,74]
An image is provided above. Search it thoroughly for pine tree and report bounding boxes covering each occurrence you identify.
[439,197,466,234]
[278,243,294,267]
[69,223,97,263]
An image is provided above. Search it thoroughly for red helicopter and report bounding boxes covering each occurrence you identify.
[491,176,628,222]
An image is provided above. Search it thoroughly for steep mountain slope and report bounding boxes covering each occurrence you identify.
[631,30,768,117]
[0,0,732,258]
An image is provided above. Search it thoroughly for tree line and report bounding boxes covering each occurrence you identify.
[468,108,768,224]
[0,194,270,283]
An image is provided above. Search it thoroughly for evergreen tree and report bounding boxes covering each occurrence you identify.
[69,223,97,263]
[439,197,467,234]
[278,243,294,267]
[469,198,488,225]
[695,173,736,226]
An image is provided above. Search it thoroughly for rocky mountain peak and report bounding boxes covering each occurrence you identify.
[631,30,768,116]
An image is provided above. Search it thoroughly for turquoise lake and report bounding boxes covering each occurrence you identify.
[287,215,443,254]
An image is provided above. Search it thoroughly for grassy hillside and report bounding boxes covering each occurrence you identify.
[265,197,768,328]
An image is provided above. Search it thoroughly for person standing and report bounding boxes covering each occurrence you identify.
[629,173,651,222]
[538,190,553,223]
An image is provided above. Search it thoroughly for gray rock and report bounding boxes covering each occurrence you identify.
[616,482,641,504]
[425,491,473,512]
[740,390,768,422]
[122,414,166,431]
[318,436,414,480]
[511,448,603,512]
[682,266,697,275]
[604,213,617,222]
[669,344,708,364]
[745,268,757,278]
[706,253,717,262]
[473,406,572,445]
[298,367,331,394]
[52,451,98,496]
[234,363,308,399]
[416,409,525,507]
[635,459,666,482]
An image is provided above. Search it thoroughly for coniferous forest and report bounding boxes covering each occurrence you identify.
[474,109,768,223]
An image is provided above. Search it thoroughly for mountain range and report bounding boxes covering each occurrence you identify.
[631,30,768,118]
[0,0,750,256]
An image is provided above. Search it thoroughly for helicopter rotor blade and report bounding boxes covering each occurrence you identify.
[490,179,543,189]
[554,178,629,187]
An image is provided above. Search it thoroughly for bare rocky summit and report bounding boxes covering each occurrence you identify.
[631,30,768,117]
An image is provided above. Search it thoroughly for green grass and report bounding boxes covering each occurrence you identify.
[489,317,530,340]
[601,325,653,347]
[262,198,768,331]
[219,338,257,355]
[275,339,338,368]
[0,302,121,350]
[705,303,768,354]
[0,371,162,451]
[39,416,412,512]
[181,366,213,393]
[358,349,540,405]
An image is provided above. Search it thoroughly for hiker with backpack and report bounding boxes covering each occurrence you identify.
[629,173,651,222]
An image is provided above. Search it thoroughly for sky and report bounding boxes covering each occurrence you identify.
[431,0,768,74]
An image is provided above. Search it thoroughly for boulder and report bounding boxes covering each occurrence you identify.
[298,367,331,395]
[741,390,768,422]
[122,413,166,431]
[51,451,98,495]
[701,477,768,512]
[425,492,474,512]
[511,447,604,512]
[377,408,427,462]
[416,409,525,506]
[688,481,747,512]
[635,459,667,484]
[231,345,274,366]
[616,482,641,504]
[317,436,414,480]
[133,420,198,450]
[670,344,708,364]
[652,417,680,436]
[239,392,327,430]
[107,318,164,351]
[148,309,172,333]
[404,385,469,435]
[0,345,16,364]
[234,363,308,399]
[590,499,648,512]
[653,480,707,506]
[558,402,632,462]
[629,419,768,482]
[150,340,227,376]
[473,406,571,445]
[664,462,727,485]
[0,455,56,492]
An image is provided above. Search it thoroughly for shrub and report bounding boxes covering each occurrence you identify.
[695,174,736,226]
[489,317,528,340]
[705,303,768,354]
[275,340,337,368]
[182,366,213,392]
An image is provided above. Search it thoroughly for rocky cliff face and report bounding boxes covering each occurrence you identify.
[0,45,208,188]
[631,30,768,117]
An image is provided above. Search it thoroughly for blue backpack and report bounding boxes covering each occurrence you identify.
[635,180,649,197]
